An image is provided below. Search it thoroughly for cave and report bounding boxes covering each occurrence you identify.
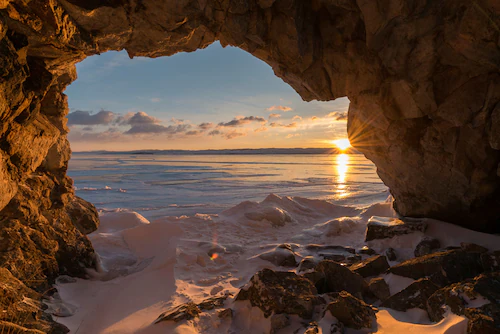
[0,0,499,331]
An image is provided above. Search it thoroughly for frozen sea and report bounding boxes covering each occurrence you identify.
[68,152,389,219]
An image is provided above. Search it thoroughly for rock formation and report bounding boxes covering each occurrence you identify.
[0,0,499,329]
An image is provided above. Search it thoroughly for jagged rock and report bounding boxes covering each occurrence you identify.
[427,272,500,322]
[481,251,500,272]
[236,268,318,319]
[414,237,441,257]
[304,260,368,298]
[466,303,500,334]
[386,248,397,261]
[155,296,228,324]
[324,291,377,330]
[217,308,233,319]
[369,277,391,301]
[359,246,377,256]
[270,314,290,334]
[305,245,360,265]
[349,255,390,278]
[0,268,69,333]
[389,249,484,286]
[461,243,489,253]
[381,278,439,311]
[295,322,320,334]
[365,217,427,241]
[258,245,298,267]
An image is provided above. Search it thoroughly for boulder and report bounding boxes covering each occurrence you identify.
[324,291,377,330]
[427,272,500,322]
[155,296,228,323]
[365,217,427,241]
[359,246,377,256]
[465,303,500,334]
[304,260,368,298]
[270,314,290,334]
[258,245,298,267]
[369,277,391,301]
[460,243,489,253]
[349,255,390,278]
[414,237,441,257]
[297,257,318,272]
[389,249,484,286]
[386,248,397,261]
[481,251,500,272]
[381,278,440,311]
[305,245,360,265]
[236,268,318,319]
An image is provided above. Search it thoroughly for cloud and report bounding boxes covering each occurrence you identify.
[125,123,191,135]
[198,122,214,130]
[268,113,281,119]
[311,116,318,121]
[151,98,161,103]
[327,111,348,121]
[224,130,247,139]
[269,122,297,128]
[254,126,268,132]
[185,130,203,136]
[208,130,222,136]
[67,110,115,126]
[170,118,185,125]
[266,105,292,112]
[81,126,94,131]
[218,116,266,127]
[292,115,302,121]
[286,133,302,138]
[115,111,160,126]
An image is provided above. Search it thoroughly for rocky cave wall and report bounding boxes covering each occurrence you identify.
[0,1,499,329]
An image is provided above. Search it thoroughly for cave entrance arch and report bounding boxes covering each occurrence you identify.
[1,0,500,300]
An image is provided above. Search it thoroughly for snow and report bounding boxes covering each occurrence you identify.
[54,194,500,333]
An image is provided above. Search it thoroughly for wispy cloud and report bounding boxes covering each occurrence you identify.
[198,122,214,130]
[266,105,293,112]
[218,116,266,127]
[151,98,161,103]
[268,113,281,119]
[327,111,348,121]
[269,122,297,128]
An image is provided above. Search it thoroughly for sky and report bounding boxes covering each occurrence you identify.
[65,42,350,151]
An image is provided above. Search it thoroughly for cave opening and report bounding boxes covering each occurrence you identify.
[64,42,388,220]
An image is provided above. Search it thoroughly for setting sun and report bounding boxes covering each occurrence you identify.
[332,138,351,151]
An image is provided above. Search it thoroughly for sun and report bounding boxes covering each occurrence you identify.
[332,138,351,151]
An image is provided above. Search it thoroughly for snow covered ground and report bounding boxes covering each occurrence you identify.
[53,194,500,333]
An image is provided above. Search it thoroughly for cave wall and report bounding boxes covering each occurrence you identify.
[0,0,499,297]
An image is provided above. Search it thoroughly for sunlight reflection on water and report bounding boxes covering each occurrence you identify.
[336,153,349,197]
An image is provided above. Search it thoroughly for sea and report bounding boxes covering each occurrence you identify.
[68,151,389,220]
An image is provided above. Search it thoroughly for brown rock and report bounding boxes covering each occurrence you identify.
[381,278,440,311]
[414,237,441,257]
[369,277,391,301]
[365,217,427,241]
[349,255,390,278]
[324,291,376,330]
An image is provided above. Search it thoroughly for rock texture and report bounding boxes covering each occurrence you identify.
[0,0,499,328]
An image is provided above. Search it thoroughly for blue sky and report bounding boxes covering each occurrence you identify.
[65,42,350,151]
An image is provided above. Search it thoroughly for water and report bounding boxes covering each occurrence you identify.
[68,153,389,220]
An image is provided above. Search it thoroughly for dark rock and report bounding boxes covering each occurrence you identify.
[461,243,489,253]
[465,303,500,334]
[236,268,318,319]
[319,252,361,265]
[258,246,298,267]
[155,302,200,323]
[369,277,391,301]
[359,246,377,255]
[386,248,397,261]
[349,255,390,278]
[330,322,345,334]
[270,314,290,334]
[381,278,439,311]
[295,322,319,334]
[304,260,368,299]
[414,237,441,257]
[297,257,318,272]
[427,272,500,322]
[481,251,500,272]
[365,217,427,241]
[155,296,228,323]
[389,250,484,286]
[324,291,377,330]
